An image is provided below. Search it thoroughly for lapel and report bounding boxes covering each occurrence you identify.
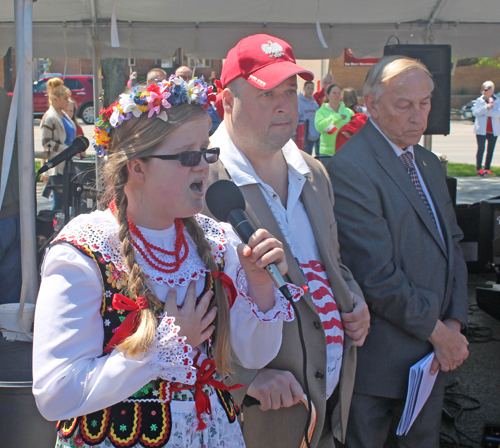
[413,148,450,258]
[363,122,447,256]
[301,174,335,276]
[239,183,319,314]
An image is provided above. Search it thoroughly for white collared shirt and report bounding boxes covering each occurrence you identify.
[370,119,445,245]
[211,122,344,398]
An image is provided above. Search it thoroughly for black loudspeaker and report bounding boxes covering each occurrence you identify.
[383,44,451,135]
[479,199,500,266]
[445,176,457,209]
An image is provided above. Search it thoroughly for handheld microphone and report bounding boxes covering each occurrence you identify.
[206,179,292,301]
[37,136,89,175]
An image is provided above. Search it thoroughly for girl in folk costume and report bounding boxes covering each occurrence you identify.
[33,77,303,448]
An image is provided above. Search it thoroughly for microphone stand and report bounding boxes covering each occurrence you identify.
[62,156,73,225]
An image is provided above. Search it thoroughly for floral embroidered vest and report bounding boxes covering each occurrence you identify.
[49,214,239,447]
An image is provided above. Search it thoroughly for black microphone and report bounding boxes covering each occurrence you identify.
[206,179,293,301]
[37,136,89,175]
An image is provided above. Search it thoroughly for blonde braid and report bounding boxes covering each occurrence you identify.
[113,169,158,358]
[183,217,234,375]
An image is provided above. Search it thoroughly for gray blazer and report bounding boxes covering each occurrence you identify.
[203,153,364,446]
[327,120,468,399]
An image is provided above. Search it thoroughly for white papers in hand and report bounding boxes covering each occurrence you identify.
[396,352,438,436]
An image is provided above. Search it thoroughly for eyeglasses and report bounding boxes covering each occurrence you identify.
[146,147,220,167]
[483,87,492,92]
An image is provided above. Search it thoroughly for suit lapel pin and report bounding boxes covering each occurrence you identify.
[422,161,427,167]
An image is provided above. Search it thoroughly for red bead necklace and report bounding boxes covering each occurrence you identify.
[109,200,189,274]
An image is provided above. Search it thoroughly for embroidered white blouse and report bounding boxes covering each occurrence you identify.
[32,210,302,421]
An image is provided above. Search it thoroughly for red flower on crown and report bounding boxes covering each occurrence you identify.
[105,104,116,119]
[147,83,161,95]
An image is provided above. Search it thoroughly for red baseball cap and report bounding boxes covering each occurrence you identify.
[221,34,314,90]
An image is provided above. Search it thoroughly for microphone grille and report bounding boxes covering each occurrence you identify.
[206,180,246,222]
[75,136,90,151]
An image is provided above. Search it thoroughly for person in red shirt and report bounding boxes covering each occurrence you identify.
[472,81,500,176]
[313,73,334,106]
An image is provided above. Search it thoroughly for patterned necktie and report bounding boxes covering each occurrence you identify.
[399,151,436,223]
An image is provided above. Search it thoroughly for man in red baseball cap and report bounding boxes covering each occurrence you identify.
[204,34,370,448]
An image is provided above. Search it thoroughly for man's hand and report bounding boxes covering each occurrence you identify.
[246,368,303,411]
[340,293,370,346]
[428,319,469,375]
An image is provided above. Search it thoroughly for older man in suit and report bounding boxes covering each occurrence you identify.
[203,34,370,448]
[327,56,469,447]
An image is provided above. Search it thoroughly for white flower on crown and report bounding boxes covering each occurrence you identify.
[119,93,142,117]
[261,41,285,58]
[187,79,202,104]
[109,108,122,127]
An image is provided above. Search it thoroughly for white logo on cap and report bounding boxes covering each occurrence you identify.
[261,41,285,58]
[249,75,266,87]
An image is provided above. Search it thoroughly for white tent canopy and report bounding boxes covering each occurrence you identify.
[1,0,500,60]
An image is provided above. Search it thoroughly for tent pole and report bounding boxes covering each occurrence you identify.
[91,0,103,207]
[15,0,38,309]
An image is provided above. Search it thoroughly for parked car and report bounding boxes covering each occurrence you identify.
[33,75,96,124]
[461,100,475,120]
[8,75,96,124]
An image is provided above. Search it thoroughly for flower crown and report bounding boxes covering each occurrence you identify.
[92,75,216,157]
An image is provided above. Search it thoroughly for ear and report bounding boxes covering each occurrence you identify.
[364,94,378,119]
[222,88,234,114]
[126,159,147,185]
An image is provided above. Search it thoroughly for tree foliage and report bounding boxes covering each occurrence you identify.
[477,56,500,69]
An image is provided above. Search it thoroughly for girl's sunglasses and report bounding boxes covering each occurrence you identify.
[146,147,220,167]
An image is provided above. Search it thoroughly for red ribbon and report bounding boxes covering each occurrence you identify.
[211,271,237,308]
[103,294,149,354]
[171,358,242,431]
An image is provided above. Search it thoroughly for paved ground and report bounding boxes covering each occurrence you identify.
[456,177,500,204]
[422,120,495,167]
[440,273,500,446]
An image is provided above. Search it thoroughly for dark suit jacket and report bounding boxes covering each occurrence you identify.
[203,153,364,446]
[327,120,468,399]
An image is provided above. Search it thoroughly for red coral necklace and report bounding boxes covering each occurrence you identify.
[109,200,189,274]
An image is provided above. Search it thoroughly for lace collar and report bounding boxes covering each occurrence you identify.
[54,210,227,286]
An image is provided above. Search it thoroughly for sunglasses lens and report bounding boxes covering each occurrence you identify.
[180,152,202,167]
[204,149,219,164]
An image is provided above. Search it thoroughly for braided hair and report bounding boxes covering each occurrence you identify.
[101,92,233,373]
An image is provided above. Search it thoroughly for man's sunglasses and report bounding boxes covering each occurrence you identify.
[146,147,220,167]
[483,87,492,91]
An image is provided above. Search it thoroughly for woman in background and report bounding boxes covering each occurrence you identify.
[473,80,500,176]
[64,97,84,138]
[342,88,365,114]
[315,84,354,156]
[40,78,76,210]
[335,87,369,152]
